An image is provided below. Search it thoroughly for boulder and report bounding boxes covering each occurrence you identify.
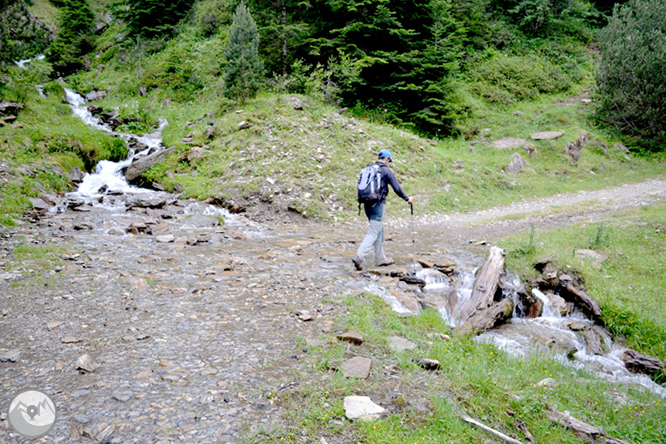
[491,137,527,150]
[620,349,665,376]
[504,153,526,175]
[343,396,385,421]
[76,354,99,373]
[68,166,86,183]
[85,89,107,102]
[186,215,220,228]
[187,146,206,162]
[388,336,416,352]
[531,131,564,140]
[0,101,23,117]
[28,197,50,211]
[125,147,176,182]
[125,194,169,209]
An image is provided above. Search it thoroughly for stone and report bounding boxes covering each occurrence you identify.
[125,147,176,182]
[565,133,589,163]
[574,249,607,267]
[0,349,20,362]
[537,378,557,387]
[0,101,23,116]
[237,120,252,130]
[368,265,407,277]
[412,357,441,371]
[76,354,100,373]
[187,146,206,161]
[340,356,372,378]
[491,137,527,150]
[343,396,385,421]
[61,336,83,344]
[126,194,169,209]
[156,235,175,243]
[336,331,363,345]
[47,321,64,330]
[85,90,107,102]
[112,391,134,402]
[390,288,419,314]
[185,215,220,227]
[294,310,313,321]
[69,166,86,183]
[583,328,604,355]
[531,131,564,140]
[620,349,665,376]
[524,142,537,156]
[388,336,416,352]
[28,197,50,211]
[505,153,526,175]
[107,228,124,236]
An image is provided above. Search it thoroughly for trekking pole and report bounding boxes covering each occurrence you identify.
[410,203,417,268]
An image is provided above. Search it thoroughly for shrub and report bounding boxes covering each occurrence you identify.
[594,0,666,151]
[471,52,571,104]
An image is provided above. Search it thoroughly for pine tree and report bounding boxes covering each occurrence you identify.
[224,1,263,104]
[121,0,194,39]
[46,0,95,76]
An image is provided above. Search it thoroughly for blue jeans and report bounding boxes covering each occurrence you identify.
[356,203,387,265]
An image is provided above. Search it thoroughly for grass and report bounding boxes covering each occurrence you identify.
[245,293,666,443]
[498,203,666,370]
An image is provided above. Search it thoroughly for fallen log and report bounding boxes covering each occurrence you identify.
[461,414,525,444]
[620,349,665,376]
[458,246,506,322]
[125,146,176,182]
[562,285,603,324]
[459,298,513,335]
[546,408,630,444]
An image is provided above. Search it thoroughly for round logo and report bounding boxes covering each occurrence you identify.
[7,389,57,439]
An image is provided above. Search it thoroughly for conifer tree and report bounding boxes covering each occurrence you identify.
[224,1,263,104]
[46,0,95,76]
[121,0,193,39]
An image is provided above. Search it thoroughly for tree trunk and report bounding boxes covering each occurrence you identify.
[546,408,630,444]
[458,246,506,322]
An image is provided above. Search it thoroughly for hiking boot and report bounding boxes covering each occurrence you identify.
[351,256,363,271]
[378,257,395,266]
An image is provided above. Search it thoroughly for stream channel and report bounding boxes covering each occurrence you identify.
[0,90,662,443]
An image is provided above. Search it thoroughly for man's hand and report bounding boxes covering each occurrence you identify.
[407,196,414,205]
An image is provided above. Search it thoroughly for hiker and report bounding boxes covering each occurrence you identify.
[352,149,414,271]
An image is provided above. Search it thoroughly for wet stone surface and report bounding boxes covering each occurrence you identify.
[0,201,375,443]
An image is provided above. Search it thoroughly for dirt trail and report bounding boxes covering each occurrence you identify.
[1,178,664,443]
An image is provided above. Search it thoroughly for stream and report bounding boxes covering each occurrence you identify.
[0,89,662,442]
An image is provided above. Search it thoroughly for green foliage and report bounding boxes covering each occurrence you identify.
[471,52,572,104]
[594,0,666,151]
[0,0,52,65]
[46,0,95,77]
[119,0,194,39]
[1,58,52,103]
[506,0,598,37]
[224,1,263,104]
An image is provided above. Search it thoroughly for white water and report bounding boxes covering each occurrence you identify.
[15,54,45,69]
[64,88,167,198]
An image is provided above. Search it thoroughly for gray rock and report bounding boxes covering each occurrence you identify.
[341,356,372,378]
[412,357,441,371]
[76,354,100,373]
[524,142,537,156]
[156,234,175,243]
[343,396,385,421]
[69,166,86,183]
[491,137,527,150]
[187,146,206,161]
[620,349,665,376]
[531,131,564,140]
[112,391,134,402]
[85,90,107,102]
[186,215,220,227]
[0,101,23,116]
[574,249,607,267]
[237,120,252,130]
[125,147,176,183]
[0,349,20,362]
[28,197,50,211]
[505,153,527,175]
[61,336,83,344]
[126,194,169,209]
[388,336,416,352]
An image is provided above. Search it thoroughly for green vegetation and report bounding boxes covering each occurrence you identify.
[0,0,52,65]
[224,1,263,104]
[594,0,666,151]
[247,294,666,443]
[46,0,95,77]
[499,203,666,377]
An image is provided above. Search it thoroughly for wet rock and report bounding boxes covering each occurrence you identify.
[74,222,94,230]
[336,331,363,345]
[390,288,420,313]
[568,322,587,331]
[76,354,100,373]
[0,349,20,362]
[388,336,416,352]
[491,137,527,150]
[561,285,603,325]
[156,234,175,243]
[531,131,564,140]
[412,357,441,371]
[504,153,526,175]
[87,104,102,115]
[368,265,407,277]
[399,274,426,288]
[582,328,605,355]
[433,259,457,274]
[341,356,372,378]
[126,194,169,209]
[620,349,665,376]
[69,166,86,183]
[125,147,176,183]
[186,215,220,227]
[343,396,385,421]
[61,336,83,344]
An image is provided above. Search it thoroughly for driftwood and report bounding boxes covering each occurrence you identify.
[620,349,665,376]
[546,408,630,444]
[461,414,525,444]
[561,284,603,324]
[458,246,506,322]
[125,146,176,182]
[459,298,513,335]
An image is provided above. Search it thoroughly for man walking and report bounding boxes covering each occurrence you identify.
[352,149,414,271]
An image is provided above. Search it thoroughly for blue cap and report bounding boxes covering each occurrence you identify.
[378,149,393,162]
